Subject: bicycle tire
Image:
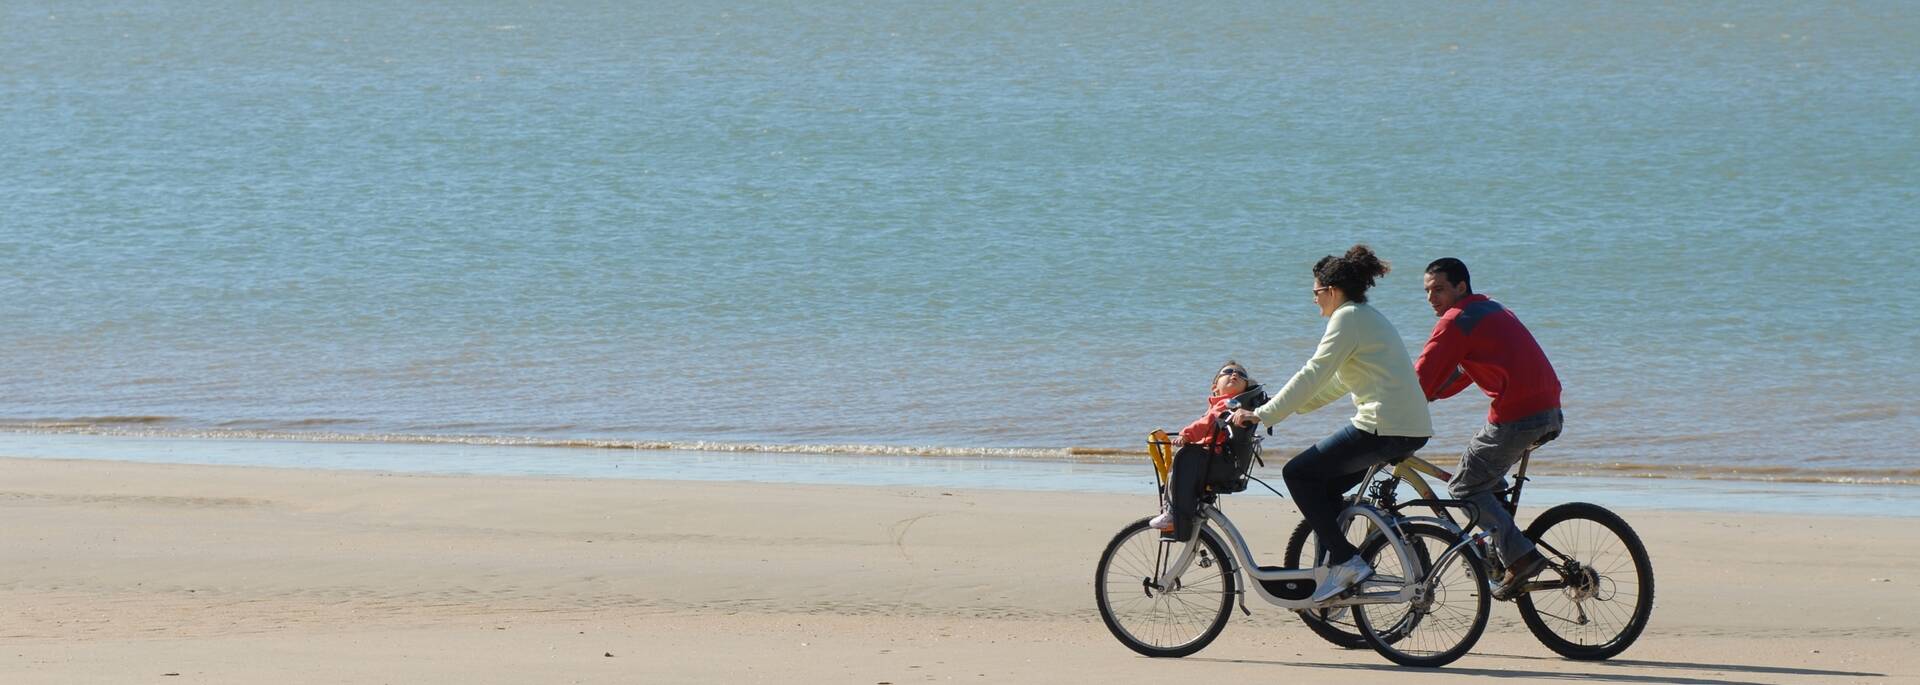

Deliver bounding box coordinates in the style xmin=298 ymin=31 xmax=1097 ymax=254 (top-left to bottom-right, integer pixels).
xmin=1094 ymin=517 xmax=1236 ymax=658
xmin=1514 ymin=502 xmax=1655 ymax=660
xmin=1353 ymin=523 xmax=1491 ymax=668
xmin=1283 ymin=518 xmax=1367 ymax=649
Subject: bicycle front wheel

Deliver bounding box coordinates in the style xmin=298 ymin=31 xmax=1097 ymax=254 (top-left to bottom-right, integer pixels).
xmin=1094 ymin=517 xmax=1236 ymax=658
xmin=1515 ymin=502 xmax=1655 ymax=660
xmin=1353 ymin=523 xmax=1490 ymax=668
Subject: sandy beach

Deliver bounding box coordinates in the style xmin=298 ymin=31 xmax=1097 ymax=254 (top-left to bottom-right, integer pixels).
xmin=2 ymin=456 xmax=1915 ymax=684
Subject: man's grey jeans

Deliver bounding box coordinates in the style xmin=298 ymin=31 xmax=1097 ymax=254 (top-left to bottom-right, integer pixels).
xmin=1447 ymin=408 xmax=1563 ymax=570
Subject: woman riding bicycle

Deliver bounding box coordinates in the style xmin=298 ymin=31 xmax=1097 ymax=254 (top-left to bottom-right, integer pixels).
xmin=1229 ymin=244 xmax=1433 ymax=604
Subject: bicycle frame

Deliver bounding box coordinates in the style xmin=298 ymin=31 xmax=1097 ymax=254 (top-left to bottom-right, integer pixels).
xmin=1152 ymin=458 xmax=1476 ymax=613
xmin=1380 ymin=454 xmax=1469 ymax=524
xmin=1371 ymin=456 xmax=1489 ymax=579
xmin=1383 ymin=450 xmax=1535 ymax=545
xmin=1145 ymin=431 xmax=1489 ymax=611
xmin=1385 ymin=448 xmax=1595 ymax=599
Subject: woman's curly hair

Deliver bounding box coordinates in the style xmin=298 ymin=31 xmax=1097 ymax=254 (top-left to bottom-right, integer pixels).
xmin=1312 ymin=244 xmax=1392 ymax=304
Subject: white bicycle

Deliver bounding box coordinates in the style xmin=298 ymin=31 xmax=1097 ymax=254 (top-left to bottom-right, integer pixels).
xmin=1094 ymin=424 xmax=1493 ymax=668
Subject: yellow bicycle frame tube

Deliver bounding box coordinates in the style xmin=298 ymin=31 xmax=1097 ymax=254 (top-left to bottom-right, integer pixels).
xmin=1393 ymin=454 xmax=1456 ymax=501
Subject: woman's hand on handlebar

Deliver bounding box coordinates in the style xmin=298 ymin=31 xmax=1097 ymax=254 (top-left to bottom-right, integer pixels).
xmin=1168 ymin=434 xmax=1185 ymax=448
xmin=1228 ymin=408 xmax=1260 ymax=426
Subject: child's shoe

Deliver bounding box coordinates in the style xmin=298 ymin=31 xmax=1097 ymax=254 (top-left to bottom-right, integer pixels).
xmin=1148 ymin=510 xmax=1176 ymax=532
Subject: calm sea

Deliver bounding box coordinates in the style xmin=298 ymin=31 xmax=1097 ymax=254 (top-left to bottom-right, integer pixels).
xmin=2 ymin=2 xmax=1916 ymax=484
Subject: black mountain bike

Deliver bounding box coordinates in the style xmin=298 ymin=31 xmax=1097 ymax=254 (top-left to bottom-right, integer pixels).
xmin=1283 ymin=446 xmax=1655 ymax=660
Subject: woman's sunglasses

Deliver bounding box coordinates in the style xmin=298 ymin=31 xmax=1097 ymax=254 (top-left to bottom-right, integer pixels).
xmin=1217 ymin=368 xmax=1248 ymax=380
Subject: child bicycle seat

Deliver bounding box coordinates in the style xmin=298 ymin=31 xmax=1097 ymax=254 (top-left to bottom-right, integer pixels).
xmin=1204 ymin=385 xmax=1271 ymax=494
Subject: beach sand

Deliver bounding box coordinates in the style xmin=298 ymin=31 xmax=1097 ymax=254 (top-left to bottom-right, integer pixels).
xmin=2 ymin=456 xmax=1914 ymax=684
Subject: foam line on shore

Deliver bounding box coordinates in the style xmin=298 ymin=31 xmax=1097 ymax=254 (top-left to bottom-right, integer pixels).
xmin=1 ymin=420 xmax=1913 ymax=486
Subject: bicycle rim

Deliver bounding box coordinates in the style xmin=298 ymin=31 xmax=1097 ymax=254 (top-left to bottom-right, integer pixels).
xmin=1355 ymin=524 xmax=1490 ymax=667
xmin=1094 ymin=518 xmax=1236 ymax=657
xmin=1516 ymin=503 xmax=1654 ymax=660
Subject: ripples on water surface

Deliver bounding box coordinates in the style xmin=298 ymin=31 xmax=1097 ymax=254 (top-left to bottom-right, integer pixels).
xmin=1 ymin=2 xmax=1915 ymax=483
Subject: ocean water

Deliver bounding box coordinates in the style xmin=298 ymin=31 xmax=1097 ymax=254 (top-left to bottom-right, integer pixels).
xmin=2 ymin=2 xmax=1916 ymax=483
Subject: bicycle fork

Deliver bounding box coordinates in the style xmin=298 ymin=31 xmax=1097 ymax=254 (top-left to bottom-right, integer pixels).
xmin=1148 ymin=531 xmax=1252 ymax=616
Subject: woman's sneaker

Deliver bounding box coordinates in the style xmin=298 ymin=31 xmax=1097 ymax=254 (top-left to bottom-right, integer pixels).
xmin=1148 ymin=510 xmax=1176 ymax=532
xmin=1307 ymin=556 xmax=1374 ymax=604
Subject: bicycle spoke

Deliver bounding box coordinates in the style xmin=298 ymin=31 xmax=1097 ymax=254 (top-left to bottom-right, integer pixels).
xmin=1355 ymin=525 xmax=1490 ymax=667
xmin=1515 ymin=504 xmax=1655 ymax=659
xmin=1096 ymin=522 xmax=1236 ymax=657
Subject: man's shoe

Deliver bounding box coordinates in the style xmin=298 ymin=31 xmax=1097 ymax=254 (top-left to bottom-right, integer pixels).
xmin=1307 ymin=557 xmax=1373 ymax=604
xmin=1492 ymin=549 xmax=1548 ymax=600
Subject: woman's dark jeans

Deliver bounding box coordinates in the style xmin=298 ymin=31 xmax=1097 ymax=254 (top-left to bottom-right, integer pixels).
xmin=1283 ymin=424 xmax=1429 ymax=565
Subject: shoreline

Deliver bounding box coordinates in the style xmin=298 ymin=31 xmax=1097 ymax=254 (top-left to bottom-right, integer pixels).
xmin=2 ymin=423 xmax=1915 ymax=487
xmin=2 ymin=438 xmax=1916 ymax=521
xmin=2 ymin=457 xmax=1914 ymax=684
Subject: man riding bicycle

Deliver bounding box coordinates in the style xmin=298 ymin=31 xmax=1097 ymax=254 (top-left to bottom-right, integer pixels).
xmin=1415 ymin=258 xmax=1564 ymax=598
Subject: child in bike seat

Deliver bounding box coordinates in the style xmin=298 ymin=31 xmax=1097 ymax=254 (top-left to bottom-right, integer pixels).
xmin=1150 ymin=361 xmax=1264 ymax=540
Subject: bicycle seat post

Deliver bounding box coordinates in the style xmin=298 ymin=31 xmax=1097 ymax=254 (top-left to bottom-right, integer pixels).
xmin=1503 ymin=447 xmax=1536 ymax=514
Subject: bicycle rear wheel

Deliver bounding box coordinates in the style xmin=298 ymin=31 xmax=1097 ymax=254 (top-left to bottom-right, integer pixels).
xmin=1094 ymin=517 xmax=1236 ymax=658
xmin=1514 ymin=502 xmax=1655 ymax=660
xmin=1353 ymin=523 xmax=1490 ymax=668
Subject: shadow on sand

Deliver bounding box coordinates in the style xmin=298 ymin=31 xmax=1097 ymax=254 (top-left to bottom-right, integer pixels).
xmin=1185 ymin=652 xmax=1885 ymax=684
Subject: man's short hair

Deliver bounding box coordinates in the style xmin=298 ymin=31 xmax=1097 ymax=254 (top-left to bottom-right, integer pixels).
xmin=1425 ymin=258 xmax=1471 ymax=291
